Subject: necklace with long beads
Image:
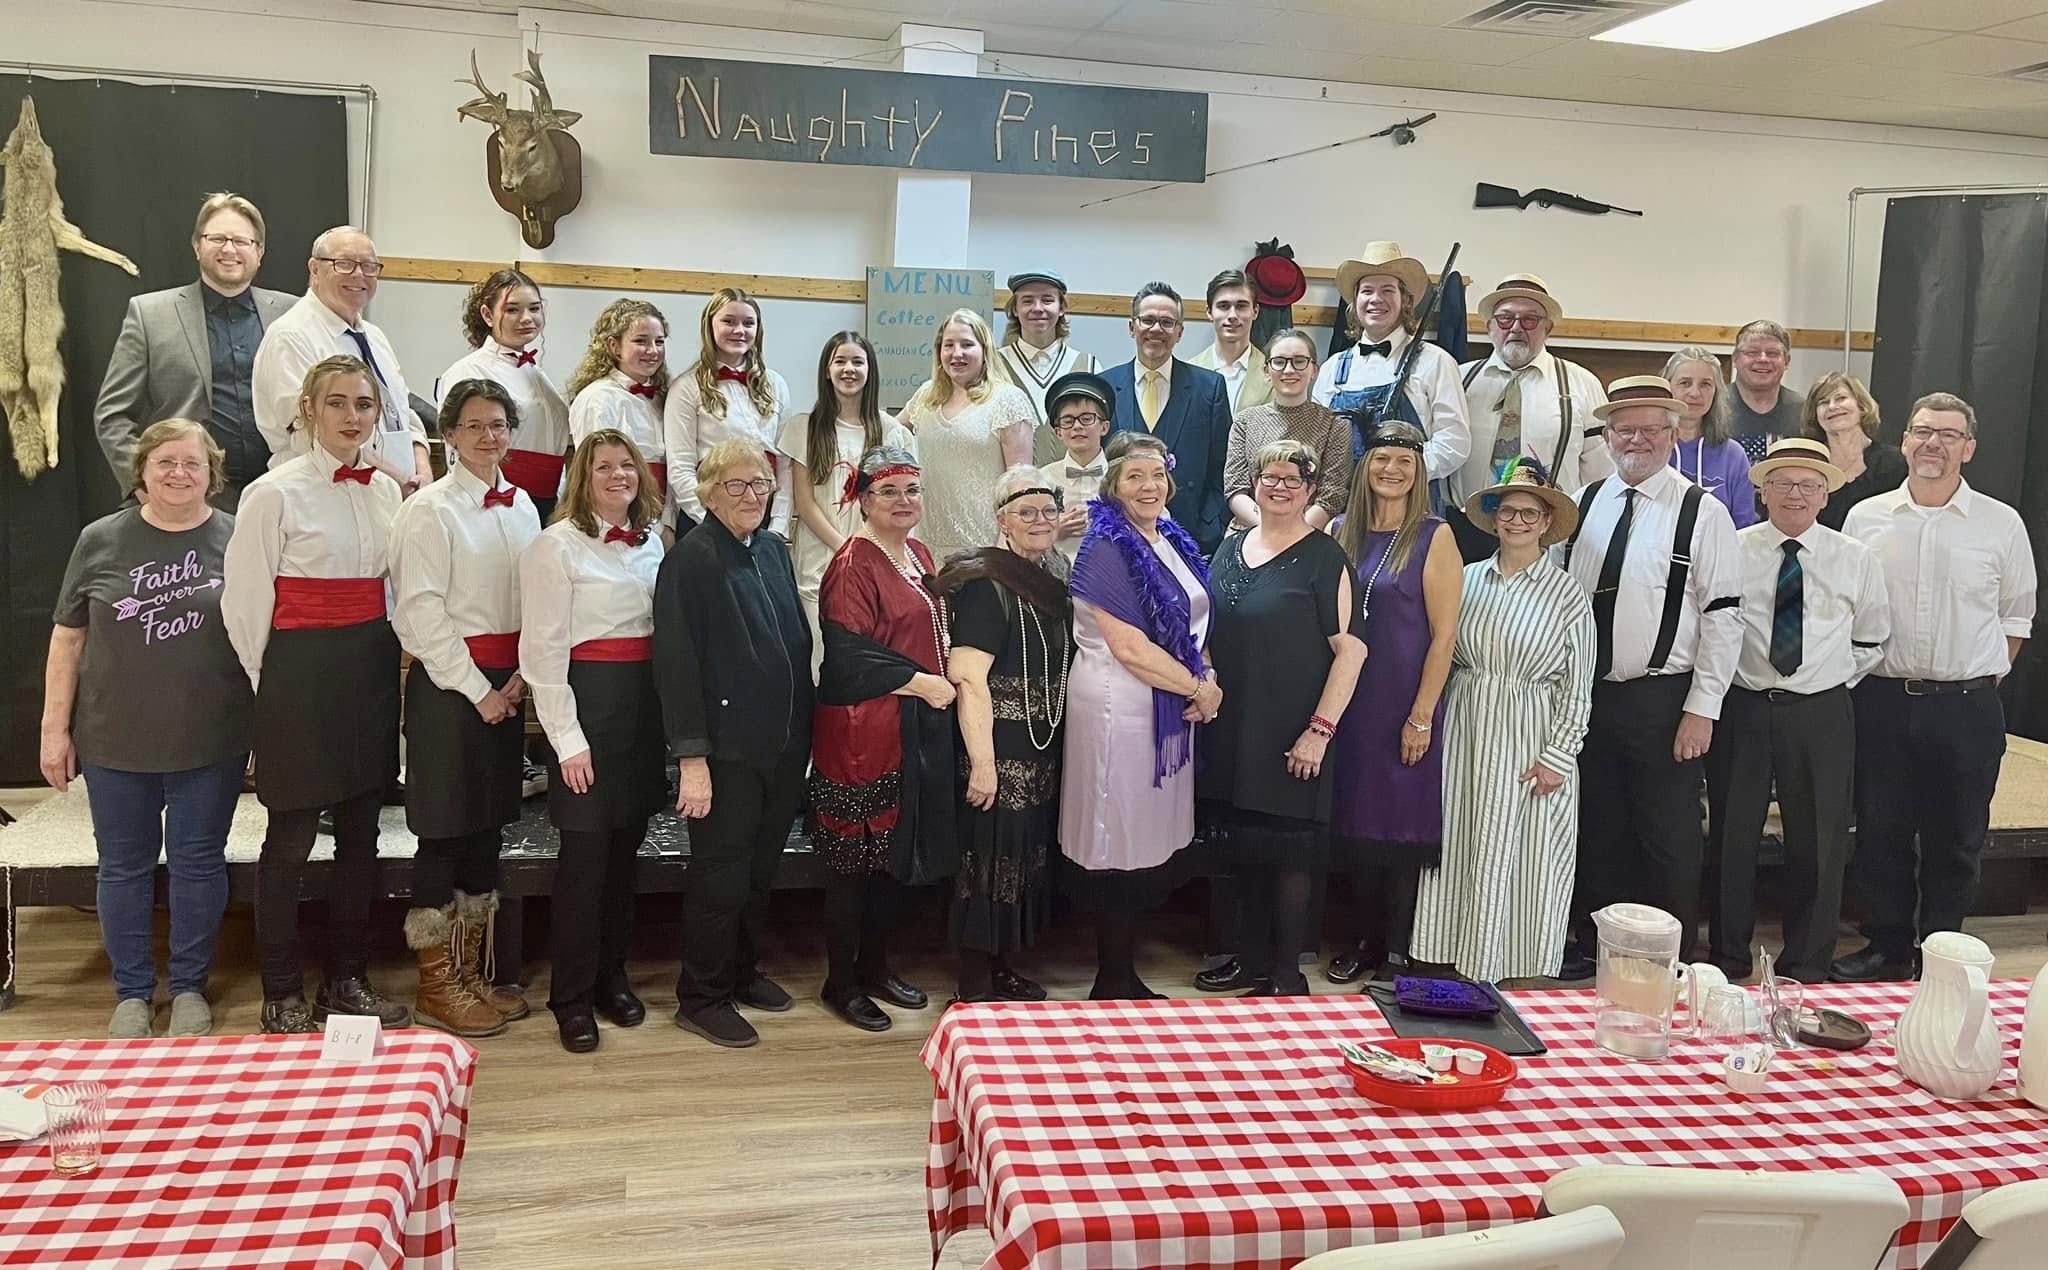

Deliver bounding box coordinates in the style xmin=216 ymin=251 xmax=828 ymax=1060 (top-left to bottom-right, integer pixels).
xmin=1016 ymin=584 xmax=1069 ymax=752
xmin=1360 ymin=529 xmax=1397 ymax=622
xmin=864 ymin=529 xmax=950 ymax=673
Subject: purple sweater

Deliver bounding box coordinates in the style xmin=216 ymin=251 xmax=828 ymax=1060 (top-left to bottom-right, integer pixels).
xmin=1668 ymin=436 xmax=1757 ymax=528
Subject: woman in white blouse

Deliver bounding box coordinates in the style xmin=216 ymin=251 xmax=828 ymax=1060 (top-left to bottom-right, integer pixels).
xmin=778 ymin=331 xmax=917 ymax=677
xmin=566 ymin=299 xmax=670 ymax=527
xmin=435 ymin=268 xmax=569 ymax=522
xmin=223 ymin=354 xmax=411 ymax=1036
xmin=518 ymin=429 xmax=666 ymax=1054
xmin=390 ymin=379 xmax=542 ymax=1039
xmin=899 ymin=309 xmax=1035 ymax=564
xmin=664 ymin=286 xmax=792 ymax=536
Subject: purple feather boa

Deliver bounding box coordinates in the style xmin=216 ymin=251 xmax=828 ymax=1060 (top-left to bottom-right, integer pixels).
xmin=1069 ymin=498 xmax=1212 ymax=787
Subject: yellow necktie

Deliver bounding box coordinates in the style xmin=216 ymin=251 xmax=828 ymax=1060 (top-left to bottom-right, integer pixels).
xmin=1141 ymin=370 xmax=1163 ymax=431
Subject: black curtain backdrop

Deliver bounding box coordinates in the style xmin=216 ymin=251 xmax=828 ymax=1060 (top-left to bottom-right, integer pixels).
xmin=0 ymin=75 xmax=347 ymax=781
xmin=1869 ymin=192 xmax=2048 ymax=741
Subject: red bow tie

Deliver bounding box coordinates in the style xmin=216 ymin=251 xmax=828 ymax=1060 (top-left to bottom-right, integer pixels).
xmin=483 ymin=485 xmax=516 ymax=509
xmin=604 ymin=525 xmax=647 ymax=546
xmin=627 ymin=380 xmax=660 ymax=399
xmin=505 ymin=348 xmax=539 ymax=368
xmin=333 ymin=464 xmax=373 ymax=486
xmin=715 ymin=367 xmax=751 ymax=385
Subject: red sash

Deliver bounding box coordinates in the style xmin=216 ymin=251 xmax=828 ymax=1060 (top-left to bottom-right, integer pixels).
xmin=464 ymin=632 xmax=521 ymax=670
xmin=272 ymin=577 xmax=385 ymax=630
xmin=647 ymin=461 xmax=668 ymax=497
xmin=571 ymin=636 xmax=653 ymax=663
xmin=499 ymin=449 xmax=566 ymax=500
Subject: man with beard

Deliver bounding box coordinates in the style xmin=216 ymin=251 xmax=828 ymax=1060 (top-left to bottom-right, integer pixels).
xmin=1727 ymin=319 xmax=1802 ymax=462
xmin=1831 ymin=393 xmax=2035 ymax=982
xmin=1189 ymin=269 xmax=1270 ymax=416
xmin=996 ymin=269 xmax=1102 ymax=464
xmin=1452 ymin=274 xmax=1611 ymax=561
xmin=1554 ymin=376 xmax=1744 ymax=979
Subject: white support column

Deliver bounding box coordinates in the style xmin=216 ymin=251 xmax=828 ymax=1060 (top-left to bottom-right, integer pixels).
xmin=887 ymin=24 xmax=980 ymax=269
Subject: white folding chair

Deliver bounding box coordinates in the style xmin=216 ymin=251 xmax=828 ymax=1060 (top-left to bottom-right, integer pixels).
xmin=1541 ymin=1164 xmax=1909 ymax=1270
xmin=1923 ymin=1178 xmax=2048 ymax=1269
xmin=1293 ymin=1206 xmax=1626 ymax=1268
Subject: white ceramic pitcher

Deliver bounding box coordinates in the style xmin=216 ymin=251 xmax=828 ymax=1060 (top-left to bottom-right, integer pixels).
xmin=1895 ymin=931 xmax=2003 ymax=1101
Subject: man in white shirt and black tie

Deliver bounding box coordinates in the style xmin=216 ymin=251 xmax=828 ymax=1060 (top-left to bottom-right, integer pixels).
xmin=1554 ymin=376 xmax=1744 ymax=980
xmin=1831 ymin=393 xmax=2036 ymax=983
xmin=1705 ymin=438 xmax=1889 ymax=984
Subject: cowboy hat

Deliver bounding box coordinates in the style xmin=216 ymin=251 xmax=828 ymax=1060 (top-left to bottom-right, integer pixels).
xmin=1478 ymin=273 xmax=1563 ymax=322
xmin=1335 ymin=241 xmax=1428 ymax=304
xmin=1463 ymin=457 xmax=1579 ymax=548
xmin=1592 ymin=375 xmax=1687 ymax=422
xmin=1750 ymin=436 xmax=1845 ymax=491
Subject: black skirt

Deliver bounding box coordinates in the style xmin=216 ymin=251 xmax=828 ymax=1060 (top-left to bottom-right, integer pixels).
xmin=253 ymin=620 xmax=400 ymax=812
xmin=547 ymin=660 xmax=665 ymax=832
xmin=403 ymin=663 xmax=523 ymax=839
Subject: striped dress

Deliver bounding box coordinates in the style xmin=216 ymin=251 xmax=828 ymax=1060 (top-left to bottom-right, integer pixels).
xmin=1410 ymin=554 xmax=1595 ymax=982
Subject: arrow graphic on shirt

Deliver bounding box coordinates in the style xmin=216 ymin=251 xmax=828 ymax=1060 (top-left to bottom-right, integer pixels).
xmin=110 ymin=577 xmax=221 ymax=622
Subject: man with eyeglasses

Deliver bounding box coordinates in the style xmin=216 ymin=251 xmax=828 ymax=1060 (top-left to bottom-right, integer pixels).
xmin=1103 ymin=282 xmax=1230 ymax=552
xmin=94 ymin=193 xmax=295 ymax=511
xmin=1188 ymin=269 xmax=1271 ymax=416
xmin=1703 ymin=438 xmax=1888 ymax=984
xmin=1831 ymin=393 xmax=2035 ymax=983
xmin=251 ymin=225 xmax=431 ymax=492
xmin=1451 ymin=274 xmax=1611 ymax=562
xmin=1554 ymin=375 xmax=1744 ymax=980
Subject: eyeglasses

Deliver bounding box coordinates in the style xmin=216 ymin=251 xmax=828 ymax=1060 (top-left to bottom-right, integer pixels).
xmin=199 ymin=233 xmax=260 ymax=250
xmin=317 ymin=257 xmax=384 ymax=277
xmin=1494 ymin=505 xmax=1546 ymax=525
xmin=1766 ymin=478 xmax=1827 ymax=496
xmin=1005 ymin=505 xmax=1058 ymax=523
xmin=147 ymin=457 xmax=208 ymax=475
xmin=1133 ymin=315 xmax=1179 ymax=330
xmin=454 ymin=421 xmax=510 ymax=437
xmin=1607 ymin=425 xmax=1672 ymax=441
xmin=870 ymin=484 xmax=922 ymax=501
xmin=719 ymin=478 xmax=775 ymax=498
xmin=1491 ymin=313 xmax=1545 ymax=331
xmin=1268 ymin=355 xmax=1314 ymax=372
xmin=1906 ymin=424 xmax=1970 ymax=445
xmin=1054 ymin=412 xmax=1104 ymax=431
xmin=1256 ymin=473 xmax=1307 ymax=491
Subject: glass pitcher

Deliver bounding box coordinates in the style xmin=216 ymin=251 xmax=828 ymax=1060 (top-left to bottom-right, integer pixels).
xmin=1592 ymin=903 xmax=1684 ymax=1059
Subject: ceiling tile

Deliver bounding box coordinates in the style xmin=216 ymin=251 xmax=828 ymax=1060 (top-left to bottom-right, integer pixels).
xmin=1863 ymin=0 xmax=2048 ymax=34
xmin=1865 ymin=33 xmax=2048 ymax=76
xmin=1985 ymin=13 xmax=2048 ymax=43
xmin=1657 ymin=48 xmax=1838 ymax=91
xmin=1754 ymin=19 xmax=1941 ymax=62
xmin=977 ymin=24 xmax=1087 ymax=59
xmin=1501 ymin=38 xmax=1705 ymax=78
xmin=1266 ymin=15 xmax=1560 ymax=65
xmin=945 ymin=0 xmax=1119 ymax=32
xmin=1096 ymin=0 xmax=1279 ymax=42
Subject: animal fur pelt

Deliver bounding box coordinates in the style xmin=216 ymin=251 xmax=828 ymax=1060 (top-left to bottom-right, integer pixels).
xmin=0 ymin=96 xmax=139 ymax=480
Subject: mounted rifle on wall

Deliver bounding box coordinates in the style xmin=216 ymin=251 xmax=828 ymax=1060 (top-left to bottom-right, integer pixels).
xmin=456 ymin=49 xmax=584 ymax=249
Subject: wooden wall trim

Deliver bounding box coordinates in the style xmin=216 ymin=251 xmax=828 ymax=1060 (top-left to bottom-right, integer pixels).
xmin=379 ymin=256 xmax=1873 ymax=351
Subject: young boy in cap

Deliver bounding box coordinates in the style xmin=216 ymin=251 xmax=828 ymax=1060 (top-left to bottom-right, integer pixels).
xmin=1039 ymin=369 xmax=1115 ymax=563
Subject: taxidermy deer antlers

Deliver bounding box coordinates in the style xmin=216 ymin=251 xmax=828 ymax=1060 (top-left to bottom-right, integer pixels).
xmin=0 ymin=96 xmax=139 ymax=481
xmin=457 ymin=49 xmax=584 ymax=249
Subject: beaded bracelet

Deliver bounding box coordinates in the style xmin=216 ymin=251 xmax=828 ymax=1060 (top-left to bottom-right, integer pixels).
xmin=1308 ymin=713 xmax=1337 ymax=739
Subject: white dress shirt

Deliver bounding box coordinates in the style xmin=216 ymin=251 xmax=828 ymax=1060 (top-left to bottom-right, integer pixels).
xmin=569 ymin=370 xmax=665 ymax=465
xmin=1456 ymin=349 xmax=1613 ymax=499
xmin=517 ymin=517 xmax=662 ymax=760
xmin=251 ymin=292 xmax=428 ymax=477
xmin=662 ymin=368 xmax=793 ymax=533
xmin=1203 ymin=344 xmax=1255 ymax=413
xmin=1731 ymin=520 xmax=1890 ymax=693
xmin=222 ymin=445 xmax=403 ymax=691
xmin=1843 ymin=480 xmax=2037 ymax=681
xmin=435 ymin=339 xmax=570 ymax=460
xmin=1310 ymin=327 xmax=1472 ymax=482
xmin=1557 ymin=465 xmax=1744 ymax=718
xmin=390 ymin=462 xmax=542 ymax=704
xmin=997 ymin=341 xmax=1099 ymax=424
xmin=1041 ymin=450 xmax=1105 ymax=563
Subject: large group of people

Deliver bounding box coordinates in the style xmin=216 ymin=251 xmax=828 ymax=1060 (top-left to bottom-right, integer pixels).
xmin=35 ymin=193 xmax=2036 ymax=1048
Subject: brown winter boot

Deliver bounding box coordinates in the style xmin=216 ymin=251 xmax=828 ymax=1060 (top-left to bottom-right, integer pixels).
xmin=404 ymin=904 xmax=507 ymax=1038
xmin=454 ymin=890 xmax=531 ymax=1021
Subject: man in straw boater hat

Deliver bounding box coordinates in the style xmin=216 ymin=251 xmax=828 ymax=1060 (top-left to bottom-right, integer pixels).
xmin=1831 ymin=392 xmax=2035 ymax=984
xmin=996 ymin=269 xmax=1103 ymax=464
xmin=1311 ymin=240 xmax=1470 ymax=503
xmin=1552 ymin=375 xmax=1743 ymax=980
xmin=1449 ymin=273 xmax=1612 ymax=563
xmin=1703 ymin=437 xmax=1889 ymax=985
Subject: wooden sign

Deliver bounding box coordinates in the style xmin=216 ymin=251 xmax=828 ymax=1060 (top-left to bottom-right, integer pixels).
xmin=866 ymin=268 xmax=995 ymax=402
xmin=650 ymin=56 xmax=1207 ymax=183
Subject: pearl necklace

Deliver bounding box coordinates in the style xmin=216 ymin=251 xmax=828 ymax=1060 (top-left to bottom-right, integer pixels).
xmin=1360 ymin=531 xmax=1396 ymax=622
xmin=1016 ymin=587 xmax=1069 ymax=752
xmin=863 ymin=530 xmax=950 ymax=673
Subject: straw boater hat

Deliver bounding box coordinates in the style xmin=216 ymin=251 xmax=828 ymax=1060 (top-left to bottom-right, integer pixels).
xmin=1463 ymin=457 xmax=1579 ymax=548
xmin=1478 ymin=273 xmax=1563 ymax=322
xmin=1592 ymin=375 xmax=1687 ymax=421
xmin=1750 ymin=436 xmax=1846 ymax=491
xmin=1335 ymin=241 xmax=1428 ymax=303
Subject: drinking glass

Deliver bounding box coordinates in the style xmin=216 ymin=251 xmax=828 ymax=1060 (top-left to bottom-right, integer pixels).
xmin=1700 ymin=985 xmax=1758 ymax=1045
xmin=1767 ymin=977 xmax=1805 ymax=1049
xmin=44 ymin=1081 xmax=108 ymax=1177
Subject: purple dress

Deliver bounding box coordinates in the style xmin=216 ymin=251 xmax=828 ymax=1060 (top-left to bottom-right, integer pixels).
xmin=1332 ymin=518 xmax=1445 ymax=865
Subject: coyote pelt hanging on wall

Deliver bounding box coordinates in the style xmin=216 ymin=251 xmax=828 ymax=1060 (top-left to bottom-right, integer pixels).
xmin=0 ymin=96 xmax=139 ymax=480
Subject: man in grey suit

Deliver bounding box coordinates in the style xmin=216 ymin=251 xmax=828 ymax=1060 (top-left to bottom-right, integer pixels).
xmin=94 ymin=193 xmax=294 ymax=510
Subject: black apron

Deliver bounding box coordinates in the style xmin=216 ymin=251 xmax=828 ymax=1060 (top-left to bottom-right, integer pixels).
xmin=402 ymin=662 xmax=523 ymax=839
xmin=253 ymin=620 xmax=400 ymax=812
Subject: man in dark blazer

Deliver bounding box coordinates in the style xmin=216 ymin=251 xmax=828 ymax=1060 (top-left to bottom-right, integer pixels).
xmin=94 ymin=193 xmax=294 ymax=510
xmin=1104 ymin=281 xmax=1231 ymax=552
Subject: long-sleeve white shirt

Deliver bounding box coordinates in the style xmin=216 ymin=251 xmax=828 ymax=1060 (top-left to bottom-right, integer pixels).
xmin=1456 ymin=348 xmax=1613 ymax=499
xmin=517 ymin=517 xmax=662 ymax=759
xmin=661 ymin=368 xmax=792 ymax=534
xmin=435 ymin=339 xmax=570 ymax=459
xmin=569 ymin=370 xmax=665 ymax=466
xmin=390 ymin=463 xmax=542 ymax=704
xmin=251 ymin=292 xmax=428 ymax=477
xmin=1310 ymin=327 xmax=1472 ymax=482
xmin=222 ymin=445 xmax=402 ymax=691
xmin=1731 ymin=519 xmax=1890 ymax=693
xmin=1556 ymin=464 xmax=1745 ymax=719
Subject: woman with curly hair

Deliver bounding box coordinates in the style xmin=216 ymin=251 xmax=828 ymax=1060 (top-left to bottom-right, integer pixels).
xmin=435 ymin=268 xmax=569 ymax=521
xmin=567 ymin=299 xmax=671 ymax=523
xmin=664 ymin=287 xmax=792 ymax=535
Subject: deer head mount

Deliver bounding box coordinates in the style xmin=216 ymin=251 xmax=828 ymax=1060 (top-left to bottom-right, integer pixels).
xmin=457 ymin=49 xmax=583 ymax=249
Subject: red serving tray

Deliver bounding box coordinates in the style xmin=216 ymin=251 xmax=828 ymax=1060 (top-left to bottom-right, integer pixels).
xmin=1344 ymin=1037 xmax=1519 ymax=1110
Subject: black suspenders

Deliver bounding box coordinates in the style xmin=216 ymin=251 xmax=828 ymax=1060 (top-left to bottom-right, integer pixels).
xmin=1562 ymin=477 xmax=1707 ymax=673
xmin=1462 ymin=358 xmax=1577 ymax=479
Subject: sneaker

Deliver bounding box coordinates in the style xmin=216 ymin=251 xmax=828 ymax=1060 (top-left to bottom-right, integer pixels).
xmin=674 ymin=1001 xmax=759 ymax=1048
xmin=167 ymin=992 xmax=212 ymax=1037
xmin=107 ymin=998 xmax=153 ymax=1039
xmin=734 ymin=976 xmax=794 ymax=1012
xmin=261 ymin=994 xmax=322 ymax=1034
xmin=521 ymin=762 xmax=548 ymax=799
xmin=316 ymin=976 xmax=413 ymax=1028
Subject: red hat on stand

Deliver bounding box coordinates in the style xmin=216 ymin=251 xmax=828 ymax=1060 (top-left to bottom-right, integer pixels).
xmin=1245 ymin=239 xmax=1307 ymax=307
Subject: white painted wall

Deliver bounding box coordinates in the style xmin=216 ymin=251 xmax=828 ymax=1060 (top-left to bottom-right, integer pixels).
xmin=12 ymin=0 xmax=2048 ymax=409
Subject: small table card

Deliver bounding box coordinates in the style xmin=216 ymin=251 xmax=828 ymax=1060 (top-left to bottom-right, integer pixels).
xmin=320 ymin=1014 xmax=382 ymax=1064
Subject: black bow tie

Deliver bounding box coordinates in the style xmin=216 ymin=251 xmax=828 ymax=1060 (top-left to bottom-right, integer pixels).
xmin=1358 ymin=340 xmax=1393 ymax=359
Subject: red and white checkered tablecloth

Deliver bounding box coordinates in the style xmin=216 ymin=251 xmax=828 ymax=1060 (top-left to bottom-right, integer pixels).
xmin=923 ymin=981 xmax=2048 ymax=1270
xmin=0 ymin=1030 xmax=476 ymax=1268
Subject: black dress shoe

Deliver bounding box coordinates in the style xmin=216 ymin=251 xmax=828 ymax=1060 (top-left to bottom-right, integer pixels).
xmin=1831 ymin=944 xmax=1915 ymax=983
xmin=1194 ymin=959 xmax=1256 ymax=992
xmin=1376 ymin=953 xmax=1416 ymax=982
xmin=556 ymin=1010 xmax=599 ymax=1053
xmin=1244 ymin=979 xmax=1283 ymax=997
xmin=316 ymin=976 xmax=412 ymax=1027
xmin=824 ymin=991 xmax=891 ymax=1032
xmin=1555 ymin=952 xmax=1597 ymax=982
xmin=862 ymin=974 xmax=928 ymax=1010
xmin=990 ymin=966 xmax=1047 ymax=1002
xmin=1326 ymin=942 xmax=1377 ymax=986
xmin=734 ymin=976 xmax=794 ymax=1012
xmin=595 ymin=985 xmax=646 ymax=1027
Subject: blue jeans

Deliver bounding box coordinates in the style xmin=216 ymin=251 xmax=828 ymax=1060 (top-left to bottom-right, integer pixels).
xmin=82 ymin=756 xmax=244 ymax=1001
